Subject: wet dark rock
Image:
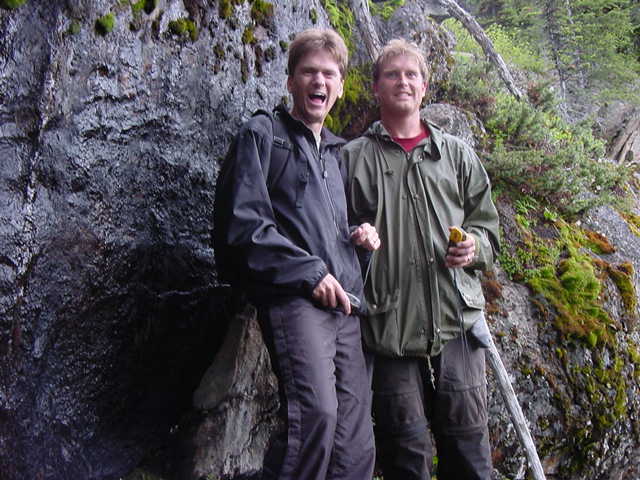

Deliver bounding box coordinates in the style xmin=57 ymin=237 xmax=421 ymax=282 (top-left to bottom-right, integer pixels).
xmin=2 ymin=2 xmax=640 ymax=480
xmin=0 ymin=0 xmax=302 ymax=478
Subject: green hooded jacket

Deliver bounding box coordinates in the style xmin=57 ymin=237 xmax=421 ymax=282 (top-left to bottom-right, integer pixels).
xmin=344 ymin=117 xmax=500 ymax=357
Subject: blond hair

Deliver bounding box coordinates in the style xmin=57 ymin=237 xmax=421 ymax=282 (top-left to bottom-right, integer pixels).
xmin=373 ymin=38 xmax=429 ymax=83
xmin=288 ymin=28 xmax=348 ymax=78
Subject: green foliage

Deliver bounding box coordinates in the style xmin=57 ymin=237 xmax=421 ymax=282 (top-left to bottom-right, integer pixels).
xmin=368 ymin=0 xmax=405 ymax=20
xmin=503 ymin=219 xmax=617 ymax=346
xmin=131 ymin=0 xmax=156 ymax=14
xmin=95 ymin=13 xmax=116 ymax=35
xmin=443 ymin=18 xmax=546 ymax=73
xmin=168 ymin=18 xmax=198 ymax=41
xmin=484 ymin=95 xmax=630 ymax=216
xmin=485 ymin=92 xmax=546 ymax=147
xmin=309 ymin=8 xmax=318 ymax=24
xmin=0 ymin=0 xmax=27 ymax=9
xmin=472 ymin=0 xmax=640 ymax=102
xmin=325 ymin=65 xmax=374 ymax=135
xmin=67 ymin=21 xmax=81 ymax=35
xmin=443 ymin=58 xmax=498 ymax=119
xmin=250 ymin=0 xmax=274 ymax=27
xmin=320 ymin=0 xmax=355 ymax=52
xmin=608 ymin=262 xmax=637 ymax=320
xmin=219 ymin=0 xmax=243 ymax=19
xmin=241 ymin=26 xmax=256 ymax=44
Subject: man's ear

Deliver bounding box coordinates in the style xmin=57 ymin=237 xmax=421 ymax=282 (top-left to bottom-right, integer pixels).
xmin=338 ymin=79 xmax=344 ymax=99
xmin=286 ymin=75 xmax=293 ymax=93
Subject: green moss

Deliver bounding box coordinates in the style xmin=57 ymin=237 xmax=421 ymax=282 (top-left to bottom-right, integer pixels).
xmin=250 ymin=0 xmax=274 ymax=27
xmin=608 ymin=262 xmax=637 ymax=319
xmin=131 ymin=0 xmax=157 ymax=14
xmin=213 ymin=43 xmax=226 ymax=59
xmin=95 ymin=13 xmax=116 ymax=36
xmin=320 ymin=0 xmax=355 ymax=52
xmin=67 ymin=21 xmax=81 ymax=35
xmin=0 ymin=0 xmax=27 ymax=9
xmin=220 ymin=0 xmax=244 ymax=19
xmin=368 ymin=0 xmax=404 ymax=20
xmin=219 ymin=0 xmax=233 ymax=18
xmin=325 ymin=64 xmax=375 ymax=136
xmin=621 ymin=211 xmax=640 ymax=237
xmin=169 ymin=18 xmax=198 ymax=41
xmin=241 ymin=26 xmax=256 ymax=45
xmin=529 ymin=255 xmax=613 ymax=346
xmin=581 ymin=229 xmax=616 ymax=254
xmin=264 ymin=45 xmax=276 ymax=62
xmin=279 ymin=40 xmax=289 ymax=52
xmin=309 ymin=8 xmax=318 ymax=24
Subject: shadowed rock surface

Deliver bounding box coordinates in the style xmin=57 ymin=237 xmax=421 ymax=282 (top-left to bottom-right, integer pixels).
xmin=1 ymin=1 xmax=639 ymax=480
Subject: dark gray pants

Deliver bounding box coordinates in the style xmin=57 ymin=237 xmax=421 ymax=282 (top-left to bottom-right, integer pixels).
xmin=372 ymin=337 xmax=492 ymax=480
xmin=258 ymin=298 xmax=375 ymax=480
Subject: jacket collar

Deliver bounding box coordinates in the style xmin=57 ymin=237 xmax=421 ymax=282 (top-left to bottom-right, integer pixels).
xmin=366 ymin=113 xmax=444 ymax=161
xmin=274 ymin=104 xmax=346 ymax=149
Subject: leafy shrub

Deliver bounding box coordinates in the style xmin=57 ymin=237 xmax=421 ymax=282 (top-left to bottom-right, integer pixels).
xmin=442 ymin=19 xmax=546 ymax=73
xmin=368 ymin=0 xmax=405 ymax=20
xmin=486 ymin=140 xmax=629 ymax=216
xmin=485 ymin=92 xmax=547 ymax=147
xmin=442 ymin=58 xmax=498 ymax=119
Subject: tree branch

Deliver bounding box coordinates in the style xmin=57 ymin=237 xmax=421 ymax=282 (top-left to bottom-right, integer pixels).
xmin=434 ymin=0 xmax=525 ymax=100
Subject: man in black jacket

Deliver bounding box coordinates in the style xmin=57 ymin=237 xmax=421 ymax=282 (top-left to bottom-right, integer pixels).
xmin=214 ymin=28 xmax=379 ymax=480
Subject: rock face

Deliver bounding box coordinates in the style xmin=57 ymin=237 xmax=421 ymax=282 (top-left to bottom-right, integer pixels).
xmin=1 ymin=1 xmax=639 ymax=480
xmin=0 ymin=0 xmax=314 ymax=478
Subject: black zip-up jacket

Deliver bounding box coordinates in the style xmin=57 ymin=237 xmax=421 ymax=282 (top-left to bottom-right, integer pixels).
xmin=214 ymin=106 xmax=364 ymax=308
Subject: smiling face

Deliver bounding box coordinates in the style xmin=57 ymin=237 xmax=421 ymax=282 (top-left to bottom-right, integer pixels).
xmin=287 ymin=48 xmax=344 ymax=134
xmin=374 ymin=53 xmax=428 ymax=118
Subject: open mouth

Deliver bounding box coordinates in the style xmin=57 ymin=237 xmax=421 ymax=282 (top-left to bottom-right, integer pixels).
xmin=309 ymin=92 xmax=327 ymax=104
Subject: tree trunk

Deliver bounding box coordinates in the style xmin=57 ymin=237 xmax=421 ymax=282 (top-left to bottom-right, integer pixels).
xmin=609 ymin=112 xmax=640 ymax=163
xmin=433 ymin=0 xmax=525 ymax=100
xmin=348 ymin=0 xmax=382 ymax=59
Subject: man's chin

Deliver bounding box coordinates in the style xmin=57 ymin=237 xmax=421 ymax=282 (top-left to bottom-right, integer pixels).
xmin=384 ymin=103 xmax=418 ymax=115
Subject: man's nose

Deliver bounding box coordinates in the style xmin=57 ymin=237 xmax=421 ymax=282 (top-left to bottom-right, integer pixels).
xmin=311 ymin=72 xmax=326 ymax=85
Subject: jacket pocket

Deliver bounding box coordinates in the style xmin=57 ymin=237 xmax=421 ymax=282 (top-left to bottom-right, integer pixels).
xmin=455 ymin=269 xmax=485 ymax=310
xmin=366 ymin=288 xmax=400 ymax=316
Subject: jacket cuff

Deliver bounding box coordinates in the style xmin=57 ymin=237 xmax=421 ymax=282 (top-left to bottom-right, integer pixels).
xmin=305 ymin=263 xmax=329 ymax=297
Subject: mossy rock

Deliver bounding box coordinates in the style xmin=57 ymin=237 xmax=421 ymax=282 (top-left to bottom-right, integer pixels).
xmin=309 ymin=8 xmax=318 ymax=24
xmin=95 ymin=13 xmax=116 ymax=36
xmin=168 ymin=18 xmax=198 ymax=41
xmin=219 ymin=0 xmax=243 ymax=19
xmin=250 ymin=0 xmax=274 ymax=28
xmin=369 ymin=0 xmax=405 ymax=20
xmin=131 ymin=0 xmax=157 ymax=15
xmin=241 ymin=26 xmax=256 ymax=45
xmin=67 ymin=21 xmax=81 ymax=36
xmin=0 ymin=0 xmax=27 ymax=9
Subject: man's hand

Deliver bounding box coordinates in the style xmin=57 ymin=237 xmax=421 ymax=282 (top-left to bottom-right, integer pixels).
xmin=312 ymin=273 xmax=351 ymax=315
xmin=445 ymin=231 xmax=476 ymax=268
xmin=350 ymin=222 xmax=381 ymax=251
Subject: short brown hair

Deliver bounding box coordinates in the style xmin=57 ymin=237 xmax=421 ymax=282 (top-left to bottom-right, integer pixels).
xmin=288 ymin=28 xmax=348 ymax=78
xmin=373 ymin=38 xmax=429 ymax=83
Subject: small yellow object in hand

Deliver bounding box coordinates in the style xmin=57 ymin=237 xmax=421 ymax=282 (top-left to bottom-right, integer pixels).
xmin=449 ymin=226 xmax=467 ymax=243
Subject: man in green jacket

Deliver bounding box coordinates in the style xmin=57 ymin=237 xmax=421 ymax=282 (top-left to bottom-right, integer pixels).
xmin=343 ymin=38 xmax=500 ymax=479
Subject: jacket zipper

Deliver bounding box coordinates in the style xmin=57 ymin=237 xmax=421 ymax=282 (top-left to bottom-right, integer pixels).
xmin=319 ymin=150 xmax=341 ymax=237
